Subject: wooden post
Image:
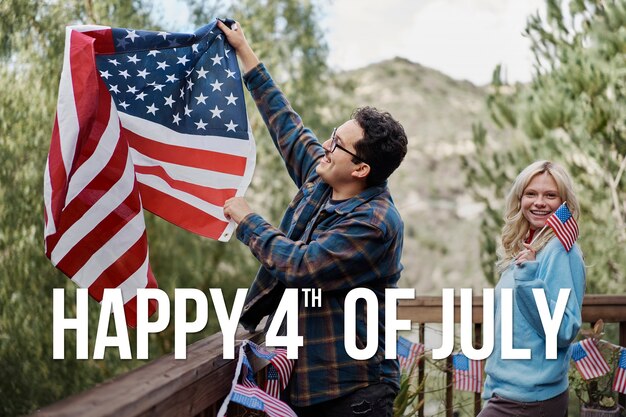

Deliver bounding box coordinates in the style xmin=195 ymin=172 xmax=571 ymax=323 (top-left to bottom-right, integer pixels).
xmin=418 ymin=322 xmax=426 ymax=417
xmin=446 ymin=355 xmax=453 ymax=417
xmin=617 ymin=321 xmax=626 ymax=408
xmin=474 ymin=323 xmax=482 ymax=416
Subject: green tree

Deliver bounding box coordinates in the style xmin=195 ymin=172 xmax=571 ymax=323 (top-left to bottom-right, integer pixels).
xmin=463 ymin=0 xmax=626 ymax=290
xmin=0 ymin=0 xmax=340 ymax=414
xmin=0 ymin=2 xmax=158 ymax=414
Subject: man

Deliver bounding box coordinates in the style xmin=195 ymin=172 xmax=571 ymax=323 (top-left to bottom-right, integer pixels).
xmin=218 ymin=19 xmax=408 ymax=417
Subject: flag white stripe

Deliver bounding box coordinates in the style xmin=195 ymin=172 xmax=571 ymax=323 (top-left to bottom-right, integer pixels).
xmin=65 ymin=100 xmax=121 ymax=206
xmin=130 ymin=148 xmax=246 ymax=190
xmin=120 ymin=112 xmax=254 ymax=157
xmin=51 ymin=156 xmax=135 ymax=264
xmin=43 ymin=159 xmax=56 ymax=238
xmin=72 ymin=210 xmax=146 ymax=288
xmin=136 ymin=173 xmax=228 ymax=221
xmin=68 ymin=24 xmax=111 ymax=32
xmin=57 ymin=27 xmax=82 ymax=180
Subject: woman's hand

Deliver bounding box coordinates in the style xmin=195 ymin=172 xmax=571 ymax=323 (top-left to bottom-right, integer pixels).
xmin=515 ymin=242 xmax=537 ymax=265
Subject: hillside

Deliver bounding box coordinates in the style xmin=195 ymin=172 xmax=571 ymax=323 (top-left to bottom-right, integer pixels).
xmin=337 ymin=57 xmax=506 ymax=293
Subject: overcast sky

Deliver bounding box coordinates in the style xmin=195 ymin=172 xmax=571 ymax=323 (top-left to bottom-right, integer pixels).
xmin=160 ymin=0 xmax=545 ymax=86
xmin=322 ymin=0 xmax=544 ymax=85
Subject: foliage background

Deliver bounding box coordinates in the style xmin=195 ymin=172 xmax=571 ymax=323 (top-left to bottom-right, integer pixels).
xmin=1 ymin=0 xmax=624 ymax=415
xmin=0 ymin=0 xmax=345 ymax=414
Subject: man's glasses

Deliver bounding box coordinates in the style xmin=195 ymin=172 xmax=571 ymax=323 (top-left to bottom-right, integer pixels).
xmin=329 ymin=128 xmax=367 ymax=164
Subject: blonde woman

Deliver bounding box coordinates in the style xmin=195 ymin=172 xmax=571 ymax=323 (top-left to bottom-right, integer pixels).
xmin=479 ymin=161 xmax=586 ymax=416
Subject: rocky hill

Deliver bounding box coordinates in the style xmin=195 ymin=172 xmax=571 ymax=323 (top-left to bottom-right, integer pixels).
xmin=338 ymin=57 xmax=506 ymax=293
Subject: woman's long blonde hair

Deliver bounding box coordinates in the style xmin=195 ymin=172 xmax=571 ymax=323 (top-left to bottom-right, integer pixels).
xmin=496 ymin=160 xmax=580 ymax=272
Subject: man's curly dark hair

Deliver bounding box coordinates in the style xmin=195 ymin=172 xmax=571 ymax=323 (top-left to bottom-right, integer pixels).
xmin=351 ymin=107 xmax=408 ymax=187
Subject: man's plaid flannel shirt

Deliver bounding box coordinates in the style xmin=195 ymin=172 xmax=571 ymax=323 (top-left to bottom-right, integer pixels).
xmin=237 ymin=63 xmax=404 ymax=407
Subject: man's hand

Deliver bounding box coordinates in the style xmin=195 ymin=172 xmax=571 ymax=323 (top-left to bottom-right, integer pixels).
xmin=224 ymin=197 xmax=254 ymax=224
xmin=215 ymin=19 xmax=260 ymax=73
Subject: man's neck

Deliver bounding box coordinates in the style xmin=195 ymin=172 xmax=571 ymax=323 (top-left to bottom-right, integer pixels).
xmin=331 ymin=183 xmax=366 ymax=201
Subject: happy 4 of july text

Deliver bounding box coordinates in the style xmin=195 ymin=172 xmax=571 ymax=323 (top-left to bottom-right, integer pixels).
xmin=52 ymin=287 xmax=571 ymax=360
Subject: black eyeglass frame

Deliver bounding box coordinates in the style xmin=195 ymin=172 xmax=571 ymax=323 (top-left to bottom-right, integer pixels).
xmin=329 ymin=128 xmax=368 ymax=164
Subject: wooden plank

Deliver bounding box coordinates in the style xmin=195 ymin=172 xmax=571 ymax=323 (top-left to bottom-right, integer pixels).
xmin=398 ymin=295 xmax=626 ymax=323
xmin=34 ymin=326 xmax=265 ymax=417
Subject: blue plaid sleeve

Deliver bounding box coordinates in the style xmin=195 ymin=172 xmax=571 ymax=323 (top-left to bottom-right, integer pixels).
xmin=237 ymin=211 xmax=401 ymax=291
xmin=243 ymin=63 xmax=324 ymax=188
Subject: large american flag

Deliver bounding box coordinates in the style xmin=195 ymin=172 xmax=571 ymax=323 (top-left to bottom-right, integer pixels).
xmin=43 ymin=21 xmax=255 ymax=326
xmin=572 ymin=339 xmax=610 ymax=380
xmin=546 ymin=202 xmax=579 ymax=252
xmin=613 ymin=349 xmax=626 ymax=394
xmin=397 ymin=336 xmax=424 ymax=374
xmin=453 ymin=353 xmax=483 ymax=393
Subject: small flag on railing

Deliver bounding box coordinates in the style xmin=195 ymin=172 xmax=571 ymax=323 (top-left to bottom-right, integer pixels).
xmin=247 ymin=343 xmax=294 ymax=398
xmin=453 ymin=353 xmax=483 ymax=393
xmin=397 ymin=336 xmax=424 ymax=373
xmin=231 ymin=385 xmax=297 ymax=417
xmin=546 ymin=202 xmax=579 ymax=252
xmin=218 ymin=341 xmax=296 ymax=417
xmin=572 ymin=339 xmax=610 ymax=380
xmin=241 ymin=355 xmax=257 ymax=388
xmin=612 ymin=349 xmax=626 ymax=394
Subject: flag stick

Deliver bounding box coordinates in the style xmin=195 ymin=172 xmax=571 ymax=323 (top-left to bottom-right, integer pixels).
xmin=529 ymin=224 xmax=548 ymax=246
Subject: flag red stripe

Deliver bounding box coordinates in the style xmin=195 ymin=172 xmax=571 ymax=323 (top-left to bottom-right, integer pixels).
xmin=139 ymin=183 xmax=229 ymax=239
xmin=125 ymin=128 xmax=247 ymax=176
xmin=47 ymin=117 xmax=68 ymax=229
xmin=69 ymin=31 xmax=103 ymax=168
xmin=134 ymin=164 xmax=237 ymax=206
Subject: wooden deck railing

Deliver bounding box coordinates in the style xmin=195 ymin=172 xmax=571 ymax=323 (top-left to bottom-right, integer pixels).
xmin=34 ymin=295 xmax=626 ymax=417
xmin=397 ymin=294 xmax=626 ymax=417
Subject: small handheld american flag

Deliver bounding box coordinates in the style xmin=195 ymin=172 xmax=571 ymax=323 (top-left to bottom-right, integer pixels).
xmin=545 ymin=202 xmax=579 ymax=252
